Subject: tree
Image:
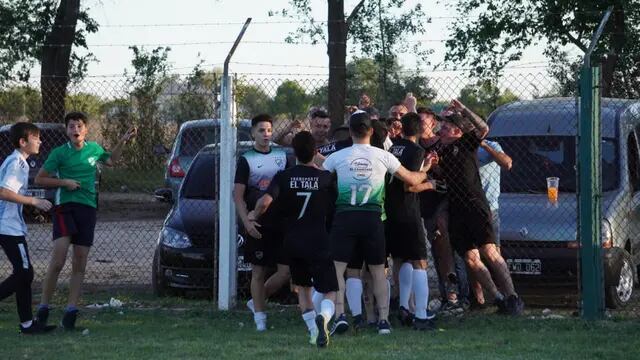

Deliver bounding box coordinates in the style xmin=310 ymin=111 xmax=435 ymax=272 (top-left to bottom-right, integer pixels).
xmin=445 ymin=0 xmax=640 ymax=98
xmin=235 ymin=82 xmax=272 ymax=120
xmin=0 ymin=86 xmax=42 ymax=122
xmin=271 ymin=0 xmax=429 ymax=127
xmin=65 ymin=92 xmax=104 ymax=120
xmin=165 ymin=61 xmax=220 ymax=125
xmin=457 ymin=80 xmax=520 ymax=119
xmin=270 ymin=80 xmax=310 ymax=121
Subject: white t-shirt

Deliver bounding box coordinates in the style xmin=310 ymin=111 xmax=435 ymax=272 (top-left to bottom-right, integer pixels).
xmin=0 ymin=150 xmax=29 ymax=236
xmin=323 ymin=143 xmax=401 ymax=213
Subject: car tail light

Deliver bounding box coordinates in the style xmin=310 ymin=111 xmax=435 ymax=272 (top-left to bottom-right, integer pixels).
xmin=169 ymin=158 xmax=185 ymax=178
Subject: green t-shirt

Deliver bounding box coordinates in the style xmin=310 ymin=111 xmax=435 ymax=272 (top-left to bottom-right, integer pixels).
xmin=43 ymin=141 xmax=111 ymax=208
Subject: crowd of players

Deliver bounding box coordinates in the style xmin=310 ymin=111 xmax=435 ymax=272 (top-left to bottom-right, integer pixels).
xmin=233 ymin=94 xmax=524 ymax=347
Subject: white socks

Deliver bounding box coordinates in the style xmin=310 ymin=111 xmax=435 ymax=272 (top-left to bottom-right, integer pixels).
xmin=413 ymin=269 xmax=429 ymax=320
xmin=247 ymin=299 xmax=255 ymax=314
xmin=254 ymin=311 xmax=267 ymax=332
xmin=312 ymin=290 xmax=324 ymax=314
xmin=320 ymin=299 xmax=335 ymax=321
xmin=345 ymin=278 xmax=363 ymax=316
xmin=399 ymin=262 xmax=413 ymax=309
xmin=302 ymin=310 xmax=317 ymax=332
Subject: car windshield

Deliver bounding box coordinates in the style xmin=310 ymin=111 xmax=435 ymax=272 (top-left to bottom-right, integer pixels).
xmin=181 ymin=154 xmax=215 ymax=199
xmin=179 ymin=126 xmax=251 ymax=156
xmin=494 ymin=136 xmax=618 ymax=193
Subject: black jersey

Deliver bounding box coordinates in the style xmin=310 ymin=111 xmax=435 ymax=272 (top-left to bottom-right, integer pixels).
xmin=438 ymin=133 xmax=489 ymax=208
xmin=385 ymin=138 xmax=425 ymax=222
xmin=317 ymin=139 xmax=352 ymax=157
xmin=266 ymin=165 xmax=336 ymax=256
xmin=418 ymin=137 xmax=446 ymax=218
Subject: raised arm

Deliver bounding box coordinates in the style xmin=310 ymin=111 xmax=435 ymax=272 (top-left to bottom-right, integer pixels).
xmin=481 ymin=141 xmax=513 ymax=170
xmin=451 ymin=99 xmax=489 ymax=139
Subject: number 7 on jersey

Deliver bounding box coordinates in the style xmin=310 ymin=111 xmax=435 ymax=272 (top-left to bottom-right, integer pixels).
xmin=296 ymin=192 xmax=312 ymax=219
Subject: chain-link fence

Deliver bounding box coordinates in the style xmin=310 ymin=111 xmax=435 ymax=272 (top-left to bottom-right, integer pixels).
xmin=1 ymin=70 xmax=639 ymax=319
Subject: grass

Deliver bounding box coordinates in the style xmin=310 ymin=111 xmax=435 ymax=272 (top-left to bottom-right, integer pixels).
xmin=1 ymin=291 xmax=639 ymax=360
xmin=100 ymin=166 xmax=165 ymax=193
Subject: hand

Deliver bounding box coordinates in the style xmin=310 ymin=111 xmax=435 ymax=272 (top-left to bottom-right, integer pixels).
xmin=450 ymin=99 xmax=467 ymax=111
xmin=32 ymin=198 xmax=52 ymax=211
xmin=63 ymin=179 xmax=81 ymax=191
xmin=244 ymin=219 xmax=262 ymax=239
xmin=121 ymin=126 xmax=137 ymax=142
xmin=404 ymin=92 xmax=417 ymax=111
xmin=247 ymin=210 xmax=257 ymax=222
xmin=288 ymin=119 xmax=304 ymax=132
xmin=426 ymin=151 xmax=439 ymax=167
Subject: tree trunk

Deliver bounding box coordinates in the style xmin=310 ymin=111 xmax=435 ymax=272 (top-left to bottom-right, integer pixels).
xmin=327 ymin=0 xmax=347 ymax=129
xmin=40 ymin=0 xmax=80 ymax=123
xmin=601 ymin=3 xmax=625 ymax=98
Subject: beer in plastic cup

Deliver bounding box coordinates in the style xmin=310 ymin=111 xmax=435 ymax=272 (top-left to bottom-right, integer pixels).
xmin=547 ymin=177 xmax=559 ymax=203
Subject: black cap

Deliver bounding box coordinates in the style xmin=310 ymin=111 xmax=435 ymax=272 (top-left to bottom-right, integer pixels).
xmin=349 ymin=110 xmax=372 ymax=132
xmin=439 ymin=110 xmax=467 ymax=128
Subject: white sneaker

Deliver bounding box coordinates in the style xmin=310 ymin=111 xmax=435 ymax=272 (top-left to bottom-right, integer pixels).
xmin=256 ymin=321 xmax=267 ymax=332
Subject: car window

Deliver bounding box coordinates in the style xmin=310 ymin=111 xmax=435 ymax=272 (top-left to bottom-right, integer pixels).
xmin=179 ymin=126 xmax=252 ymax=156
xmin=181 ymin=154 xmax=215 ymax=199
xmin=628 ymin=133 xmax=640 ymax=192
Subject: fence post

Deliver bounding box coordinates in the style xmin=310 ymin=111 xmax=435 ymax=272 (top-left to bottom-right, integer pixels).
xmin=218 ymin=18 xmax=252 ymax=310
xmin=578 ymin=6 xmax=612 ymax=320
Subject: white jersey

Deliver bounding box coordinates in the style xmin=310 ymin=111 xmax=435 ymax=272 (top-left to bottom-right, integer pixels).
xmin=323 ymin=143 xmax=401 ymax=213
xmin=0 ymin=150 xmax=29 ymax=236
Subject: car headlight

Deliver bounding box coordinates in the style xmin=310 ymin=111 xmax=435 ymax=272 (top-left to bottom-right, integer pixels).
xmin=602 ymin=220 xmax=612 ymax=248
xmin=160 ymin=227 xmax=192 ymax=248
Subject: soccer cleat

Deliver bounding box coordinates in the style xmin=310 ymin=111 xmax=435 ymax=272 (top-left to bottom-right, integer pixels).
xmin=315 ymin=315 xmax=329 ymax=348
xmin=61 ymin=309 xmax=79 ymax=330
xmin=413 ymin=318 xmax=435 ymax=331
xmin=20 ymin=319 xmax=57 ymax=334
xmin=398 ymin=306 xmax=414 ymax=326
xmin=425 ymin=309 xmax=437 ymax=320
xmin=329 ymin=313 xmax=349 ymax=335
xmin=439 ymin=300 xmax=464 ymax=317
xmin=35 ymin=306 xmax=49 ymax=326
xmin=352 ymin=314 xmax=366 ymax=332
xmin=377 ymin=320 xmax=392 ymax=335
xmin=505 ymin=295 xmax=525 ymax=316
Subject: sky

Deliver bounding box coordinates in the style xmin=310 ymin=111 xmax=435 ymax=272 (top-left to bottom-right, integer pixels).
xmin=64 ymin=0 xmax=559 ymax=79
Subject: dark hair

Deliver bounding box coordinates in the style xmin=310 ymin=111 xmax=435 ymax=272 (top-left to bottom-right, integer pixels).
xmin=349 ymin=112 xmax=372 ymax=138
xmin=363 ymin=106 xmax=379 ymax=118
xmin=64 ymin=111 xmax=88 ymax=126
xmin=401 ymin=112 xmax=422 ymax=137
xmin=10 ymin=122 xmax=40 ymax=149
xmin=416 ymin=107 xmax=436 ymax=116
xmin=310 ymin=109 xmax=329 ymax=119
xmin=291 ymin=131 xmax=316 ymax=163
xmin=251 ymin=114 xmax=273 ymax=127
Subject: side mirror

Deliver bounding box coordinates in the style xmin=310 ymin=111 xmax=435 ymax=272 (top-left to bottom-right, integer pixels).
xmin=154 ymin=188 xmax=173 ymax=203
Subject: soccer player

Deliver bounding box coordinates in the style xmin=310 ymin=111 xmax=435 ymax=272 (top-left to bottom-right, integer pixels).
xmin=321 ymin=111 xmax=433 ymax=334
xmin=234 ymin=114 xmax=291 ymax=331
xmin=0 ymin=122 xmax=56 ymax=334
xmin=437 ymin=100 xmax=524 ymax=316
xmin=249 ymin=131 xmax=337 ymax=347
xmin=35 ymin=112 xmax=136 ymax=330
xmin=386 ymin=112 xmax=437 ymax=330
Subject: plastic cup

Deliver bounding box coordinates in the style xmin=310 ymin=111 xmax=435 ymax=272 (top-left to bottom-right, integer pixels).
xmin=547 ymin=177 xmax=559 ymax=203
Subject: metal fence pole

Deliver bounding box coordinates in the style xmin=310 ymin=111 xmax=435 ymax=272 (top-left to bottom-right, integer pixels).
xmin=218 ymin=18 xmax=251 ymax=310
xmin=578 ymin=7 xmax=612 ymax=320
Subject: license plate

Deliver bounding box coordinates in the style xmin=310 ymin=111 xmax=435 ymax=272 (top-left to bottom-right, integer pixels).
xmin=507 ymin=258 xmax=541 ymax=275
xmin=237 ymin=255 xmax=252 ymax=272
xmin=25 ymin=189 xmax=46 ymax=198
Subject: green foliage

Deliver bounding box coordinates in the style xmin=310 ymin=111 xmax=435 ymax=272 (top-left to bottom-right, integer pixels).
xmin=270 ymin=80 xmax=311 ymax=121
xmin=458 ymin=80 xmax=520 ymax=119
xmin=0 ymin=85 xmax=42 ymax=122
xmin=0 ymin=0 xmax=98 ymax=84
xmin=236 ymin=82 xmax=271 ymax=119
xmin=164 ymin=60 xmax=220 ymax=125
xmin=65 ymin=92 xmax=104 ymax=120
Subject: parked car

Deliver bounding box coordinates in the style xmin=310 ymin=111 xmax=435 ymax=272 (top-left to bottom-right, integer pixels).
xmin=152 ymin=142 xmax=293 ymax=296
xmin=488 ymin=97 xmax=640 ymax=308
xmin=0 ymin=123 xmax=75 ymax=218
xmin=159 ymin=119 xmax=252 ymax=202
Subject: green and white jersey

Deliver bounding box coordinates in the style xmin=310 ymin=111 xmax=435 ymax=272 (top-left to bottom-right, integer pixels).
xmin=43 ymin=141 xmax=111 ymax=208
xmin=323 ymin=143 xmax=401 ymax=213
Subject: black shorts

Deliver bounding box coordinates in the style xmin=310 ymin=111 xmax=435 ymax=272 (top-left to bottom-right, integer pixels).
xmin=386 ymin=219 xmax=428 ymax=261
xmin=243 ymin=226 xmax=288 ymax=267
xmin=290 ymin=256 xmax=338 ymax=294
xmin=422 ymin=198 xmax=449 ymax=243
xmin=448 ymin=202 xmax=495 ymax=256
xmin=52 ymin=202 xmax=97 ymax=247
xmin=330 ymin=211 xmax=386 ymax=266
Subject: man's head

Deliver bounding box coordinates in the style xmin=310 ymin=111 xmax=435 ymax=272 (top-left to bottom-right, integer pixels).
xmin=417 ymin=107 xmax=440 ymax=137
xmin=438 ymin=112 xmax=465 ymax=143
xmin=349 ymin=111 xmax=373 ymax=140
xmin=65 ymin=111 xmax=89 ymax=145
xmin=291 ymin=131 xmax=316 ymax=164
xmin=400 ymin=112 xmax=423 ymax=138
xmin=309 ymin=109 xmax=331 ymax=144
xmin=363 ymin=106 xmax=380 ymax=120
xmin=387 ymin=103 xmax=406 ymax=138
xmin=10 ymin=122 xmax=41 ymax=154
xmin=332 ymin=126 xmax=350 ymax=142
xmin=251 ymin=113 xmax=273 ymax=148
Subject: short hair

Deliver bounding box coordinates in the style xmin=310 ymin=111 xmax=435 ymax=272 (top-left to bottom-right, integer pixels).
xmin=416 ymin=107 xmax=437 ymax=117
xmin=291 ymin=131 xmax=316 ymax=163
xmin=309 ymin=109 xmax=329 ymax=119
xmin=10 ymin=122 xmax=40 ymax=149
xmin=401 ymin=112 xmax=422 ymax=137
xmin=64 ymin=111 xmax=88 ymax=126
xmin=363 ymin=106 xmax=379 ymax=118
xmin=251 ymin=114 xmax=273 ymax=128
xmin=349 ymin=111 xmax=372 ymax=138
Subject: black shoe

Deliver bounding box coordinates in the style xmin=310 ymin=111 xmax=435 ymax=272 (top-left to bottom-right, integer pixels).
xmin=315 ymin=314 xmax=329 ymax=348
xmin=505 ymin=295 xmax=525 ymax=316
xmin=413 ymin=317 xmax=435 ymax=331
xmin=495 ymin=297 xmax=508 ymax=315
xmin=377 ymin=320 xmax=392 ymax=335
xmin=329 ymin=313 xmax=349 ymax=335
xmin=440 ymin=300 xmax=464 ymax=317
xmin=61 ymin=309 xmax=79 ymax=330
xmin=20 ymin=319 xmax=57 ymax=334
xmin=352 ymin=314 xmax=366 ymax=332
xmin=398 ymin=306 xmax=414 ymax=326
xmin=36 ymin=307 xmax=49 ymax=326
